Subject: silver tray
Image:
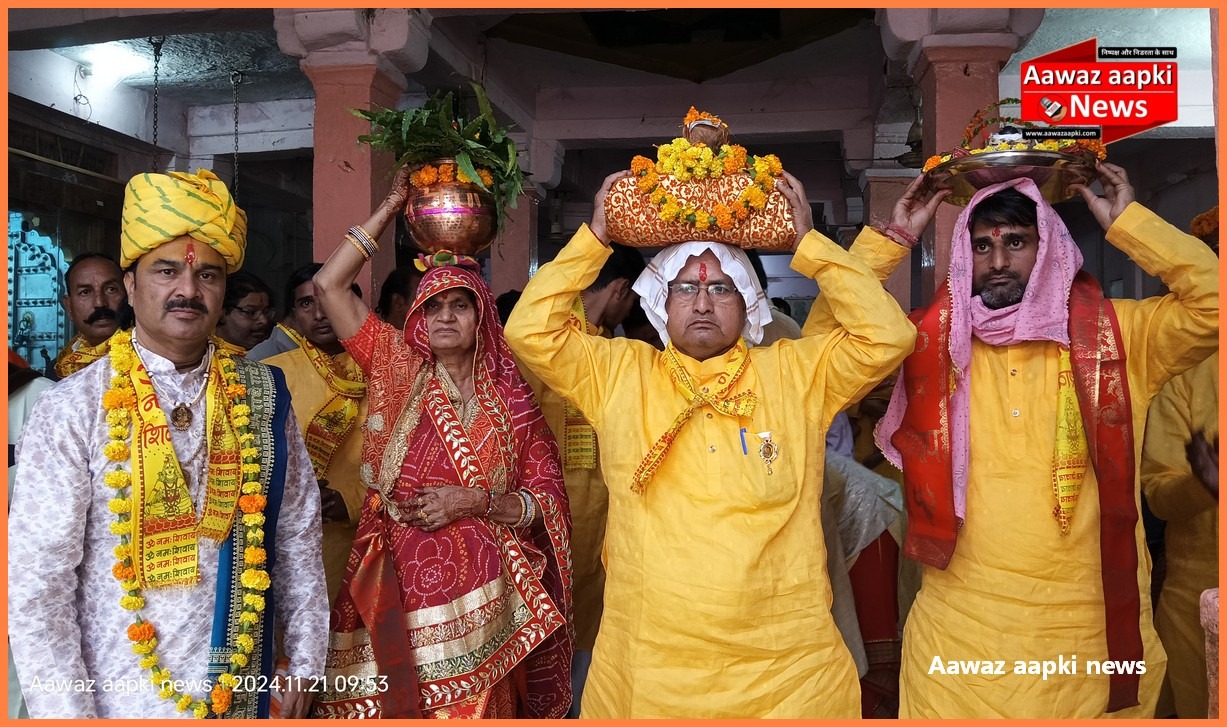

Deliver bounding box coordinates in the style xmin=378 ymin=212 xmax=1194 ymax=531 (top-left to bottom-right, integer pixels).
xmin=923 ymin=149 xmax=1097 ymax=207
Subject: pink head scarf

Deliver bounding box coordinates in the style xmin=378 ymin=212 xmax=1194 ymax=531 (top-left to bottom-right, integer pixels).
xmin=876 ymin=177 xmax=1084 ymax=520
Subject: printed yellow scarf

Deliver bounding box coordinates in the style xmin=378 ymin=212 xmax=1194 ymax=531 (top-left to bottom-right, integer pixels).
xmin=1051 ymin=347 xmax=1088 ymax=533
xmin=630 ymin=340 xmax=757 ymax=494
xmin=55 ymin=334 xmax=110 ymax=378
xmin=563 ymin=297 xmax=599 ymax=470
xmin=279 ymin=323 xmax=366 ymax=480
xmin=127 ymin=344 xmax=242 ymax=588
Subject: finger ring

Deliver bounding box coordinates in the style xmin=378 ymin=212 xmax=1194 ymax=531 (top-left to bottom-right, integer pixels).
xmin=418 ymin=508 xmax=428 ymax=521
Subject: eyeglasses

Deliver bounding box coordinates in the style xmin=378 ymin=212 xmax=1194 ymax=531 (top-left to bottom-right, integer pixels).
xmin=232 ymin=305 xmax=276 ymax=321
xmin=667 ymin=282 xmax=739 ymax=301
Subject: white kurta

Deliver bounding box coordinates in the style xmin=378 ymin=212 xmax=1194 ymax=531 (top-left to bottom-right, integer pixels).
xmin=8 ymin=342 xmax=329 ymax=718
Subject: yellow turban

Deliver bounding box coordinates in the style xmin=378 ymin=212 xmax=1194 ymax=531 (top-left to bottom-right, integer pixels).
xmin=121 ymin=169 xmax=248 ymax=272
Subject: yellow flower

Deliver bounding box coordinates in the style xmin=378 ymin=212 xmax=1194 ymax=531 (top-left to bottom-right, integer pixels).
xmin=660 ymin=202 xmax=681 ymax=222
xmin=232 ymin=415 xmax=250 ymax=428
xmin=239 ymin=611 xmax=259 ymax=626
xmin=104 ymin=441 xmax=130 ymax=462
xmin=104 ymin=471 xmax=132 ymax=490
xmin=109 ymin=520 xmax=131 ymax=536
xmin=133 ymin=640 xmax=157 ymax=655
xmin=158 ymin=684 xmax=176 ymax=700
xmin=140 ymin=655 xmax=159 ymax=669
xmin=107 ymin=409 xmax=131 ymax=427
xmin=231 ymin=404 xmax=251 ymax=418
xmin=151 ymin=668 xmax=170 ymax=686
xmin=694 ymin=216 xmax=711 ymax=232
xmin=108 ymin=498 xmax=131 ymax=514
xmin=240 ymin=447 xmax=259 ymax=460
xmin=230 ymin=652 xmax=249 ymax=668
xmin=121 ymin=579 xmax=139 ymax=592
xmin=193 ymin=702 xmax=208 ymax=719
xmin=110 ymin=349 xmax=134 ymax=373
xmin=243 ymin=594 xmax=266 ymax=612
xmin=244 ymin=547 xmax=267 ymax=566
xmin=108 ymin=426 xmax=129 ymax=440
xmin=120 ymin=595 xmax=145 ymax=610
xmin=241 ymin=569 xmax=271 ymax=591
xmin=218 ymin=673 xmax=238 ymax=689
xmin=236 ymin=634 xmax=255 ymax=654
xmin=242 ymin=513 xmax=266 ymax=527
xmin=176 ymin=694 xmax=194 ymax=712
xmin=239 ymin=432 xmax=255 ymax=444
xmin=113 ymin=544 xmax=131 ymax=559
xmin=241 ymin=463 xmax=261 ymax=476
xmin=241 ymin=482 xmax=263 ymax=495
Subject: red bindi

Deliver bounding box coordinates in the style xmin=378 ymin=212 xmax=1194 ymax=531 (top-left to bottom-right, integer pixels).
xmin=992 ymin=226 xmax=1001 ymax=239
xmin=699 ymin=262 xmax=707 ymax=282
xmin=185 ymin=242 xmax=197 ymax=267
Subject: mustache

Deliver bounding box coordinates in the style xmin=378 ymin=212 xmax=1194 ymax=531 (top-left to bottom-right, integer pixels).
xmin=84 ymin=307 xmax=117 ymax=324
xmin=164 ymin=299 xmax=209 ymax=314
xmin=984 ymin=269 xmax=1022 ymax=283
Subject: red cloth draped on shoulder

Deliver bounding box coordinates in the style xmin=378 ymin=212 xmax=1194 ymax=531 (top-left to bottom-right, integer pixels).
xmin=312 ymin=264 xmax=573 ymax=719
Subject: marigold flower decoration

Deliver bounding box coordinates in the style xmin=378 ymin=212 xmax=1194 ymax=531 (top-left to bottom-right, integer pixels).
xmin=921 ymin=98 xmax=1109 ymax=174
xmin=104 ymin=329 xmax=272 ymax=718
xmin=410 ymin=162 xmax=496 ymax=190
xmin=1191 ymin=205 xmax=1218 ymax=240
xmin=630 ymin=110 xmax=785 ymax=232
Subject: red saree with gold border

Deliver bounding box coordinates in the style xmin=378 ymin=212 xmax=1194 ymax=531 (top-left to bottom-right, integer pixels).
xmin=312 ymin=266 xmax=573 ymax=719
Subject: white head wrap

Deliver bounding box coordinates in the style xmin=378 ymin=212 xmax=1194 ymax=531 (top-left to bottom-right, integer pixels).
xmin=631 ymin=241 xmax=772 ymax=346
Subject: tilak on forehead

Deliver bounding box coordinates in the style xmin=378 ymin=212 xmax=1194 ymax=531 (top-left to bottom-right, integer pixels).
xmin=699 ymin=262 xmax=707 ymax=282
xmin=185 ymin=242 xmax=197 ymax=267
xmin=992 ymin=226 xmax=1001 ymax=238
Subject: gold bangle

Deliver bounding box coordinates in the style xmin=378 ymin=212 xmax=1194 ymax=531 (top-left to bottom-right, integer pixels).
xmin=344 ymin=233 xmax=370 ymax=260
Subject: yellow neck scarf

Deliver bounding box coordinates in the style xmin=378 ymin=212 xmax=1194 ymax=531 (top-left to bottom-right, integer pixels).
xmin=630 ymin=340 xmax=757 ymax=494
xmin=1051 ymin=347 xmax=1088 ymax=533
xmin=563 ymin=296 xmax=600 ymax=470
xmin=55 ymin=334 xmax=110 ymax=378
xmin=279 ymin=323 xmax=366 ymax=480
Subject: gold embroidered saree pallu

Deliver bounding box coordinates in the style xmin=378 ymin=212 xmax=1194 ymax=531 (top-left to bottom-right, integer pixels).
xmin=313 ymin=266 xmax=573 ymax=719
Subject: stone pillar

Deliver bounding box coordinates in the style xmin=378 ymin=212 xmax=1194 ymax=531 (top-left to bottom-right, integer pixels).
xmin=301 ymin=64 xmax=402 ymax=298
xmin=1202 ymin=589 xmax=1219 ymax=719
xmin=490 ymin=190 xmax=540 ymax=297
xmin=860 ymin=168 xmax=920 ymax=309
xmin=878 ymin=8 xmax=1043 ymax=300
xmin=913 ymin=43 xmax=1015 ymax=299
xmin=274 ymin=8 xmax=431 ymax=297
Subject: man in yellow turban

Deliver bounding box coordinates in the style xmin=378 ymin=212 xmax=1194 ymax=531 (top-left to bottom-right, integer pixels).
xmin=9 ymin=169 xmax=328 ymax=719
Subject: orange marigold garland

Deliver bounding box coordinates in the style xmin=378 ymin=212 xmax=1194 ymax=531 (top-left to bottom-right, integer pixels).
xmin=410 ymin=162 xmax=497 ymax=191
xmin=104 ymin=329 xmax=271 ymax=718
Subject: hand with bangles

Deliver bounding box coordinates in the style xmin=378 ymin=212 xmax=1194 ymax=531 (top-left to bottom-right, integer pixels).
xmin=408 ymin=485 xmax=542 ymax=532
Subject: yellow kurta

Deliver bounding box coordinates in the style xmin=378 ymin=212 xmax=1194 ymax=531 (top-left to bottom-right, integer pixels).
xmin=520 ymin=357 xmax=610 ymax=652
xmin=881 ymin=204 xmax=1218 ymax=718
xmin=1141 ymin=351 xmax=1219 ymax=718
xmin=506 ymin=225 xmax=915 ymax=718
xmin=264 ymin=346 xmax=368 ymax=604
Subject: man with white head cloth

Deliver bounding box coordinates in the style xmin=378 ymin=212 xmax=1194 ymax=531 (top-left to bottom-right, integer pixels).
xmin=506 ymin=170 xmax=917 ymax=717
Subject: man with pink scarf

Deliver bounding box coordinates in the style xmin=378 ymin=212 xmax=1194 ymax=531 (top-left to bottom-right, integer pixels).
xmin=856 ymin=162 xmax=1216 ymax=718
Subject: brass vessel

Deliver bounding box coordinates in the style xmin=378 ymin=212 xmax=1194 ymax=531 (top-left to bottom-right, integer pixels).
xmin=402 ymin=158 xmax=497 ymax=255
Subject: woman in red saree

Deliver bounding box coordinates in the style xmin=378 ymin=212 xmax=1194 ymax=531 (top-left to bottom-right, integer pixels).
xmin=309 ymin=166 xmax=573 ymax=719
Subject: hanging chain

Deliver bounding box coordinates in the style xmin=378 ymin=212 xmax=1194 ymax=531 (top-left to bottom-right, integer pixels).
xmin=149 ymin=36 xmax=165 ymax=171
xmin=230 ymin=70 xmax=244 ymax=200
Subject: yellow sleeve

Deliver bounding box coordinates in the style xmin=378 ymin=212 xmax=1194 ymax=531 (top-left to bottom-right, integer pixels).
xmin=504 ymin=224 xmax=630 ymax=426
xmin=1107 ymin=202 xmax=1219 ymax=397
xmin=1141 ymin=368 xmax=1217 ymax=521
xmin=802 ymin=227 xmax=910 ymax=336
xmin=787 ymin=228 xmax=916 ymax=415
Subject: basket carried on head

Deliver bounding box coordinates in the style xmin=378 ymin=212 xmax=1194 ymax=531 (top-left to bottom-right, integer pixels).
xmin=605 ymin=107 xmax=796 ymax=249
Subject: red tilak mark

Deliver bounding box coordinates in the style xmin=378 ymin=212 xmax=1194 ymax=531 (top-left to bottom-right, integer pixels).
xmin=699 ymin=262 xmax=708 ymax=282
xmin=185 ymin=242 xmax=197 ymax=267
xmin=992 ymin=227 xmax=1001 ymax=239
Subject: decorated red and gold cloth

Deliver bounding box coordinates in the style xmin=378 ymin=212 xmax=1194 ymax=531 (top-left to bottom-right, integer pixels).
xmin=311 ymin=264 xmax=573 ymax=719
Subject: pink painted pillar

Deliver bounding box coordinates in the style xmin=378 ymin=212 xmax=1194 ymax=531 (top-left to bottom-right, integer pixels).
xmin=303 ymin=64 xmax=403 ymax=298
xmin=862 ymin=169 xmax=920 ymax=309
xmin=489 ymin=190 xmax=539 ymax=297
xmin=915 ymin=44 xmax=1014 ymax=301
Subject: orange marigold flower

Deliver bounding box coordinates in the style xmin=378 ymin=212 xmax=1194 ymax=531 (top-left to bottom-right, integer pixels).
xmin=244 ymin=546 xmax=267 ymax=566
xmin=733 ymin=203 xmax=751 ymax=220
xmin=631 ymin=155 xmax=655 ymax=176
xmin=712 ymin=204 xmax=735 ymax=231
xmin=102 ymin=388 xmax=136 ymax=411
xmin=225 ymin=384 xmax=247 ymax=400
xmin=477 ymin=169 xmax=494 ymax=187
xmin=239 ymin=494 xmax=267 ymax=514
xmin=127 ymin=622 xmax=156 ymax=642
xmin=722 ymin=147 xmax=747 ymax=176
xmin=437 ymin=164 xmax=455 ymax=183
xmin=683 ymin=106 xmax=722 ymax=128
xmin=114 ymin=562 xmax=136 ymax=581
xmin=636 ymin=173 xmax=659 ymax=193
xmin=210 ymin=685 xmax=233 ymax=714
xmin=411 ymin=165 xmax=439 ymax=188
xmin=921 ymin=155 xmax=946 ymax=173
xmin=762 ymin=154 xmax=784 ymax=176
